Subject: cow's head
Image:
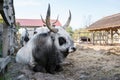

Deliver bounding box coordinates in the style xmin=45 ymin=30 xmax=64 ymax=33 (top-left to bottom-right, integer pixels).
xmin=40 ymin=4 xmax=76 ymax=58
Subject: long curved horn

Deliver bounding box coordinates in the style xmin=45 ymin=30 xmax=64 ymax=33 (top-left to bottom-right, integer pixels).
xmin=63 ymin=10 xmax=71 ymax=29
xmin=46 ymin=4 xmax=58 ymax=33
xmin=40 ymin=15 xmax=46 ymax=24
xmin=52 ymin=15 xmax=59 ymax=25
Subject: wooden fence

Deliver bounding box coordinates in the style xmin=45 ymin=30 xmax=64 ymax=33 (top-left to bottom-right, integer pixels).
xmin=74 ymin=30 xmax=120 ymax=45
xmin=0 ymin=0 xmax=16 ymax=75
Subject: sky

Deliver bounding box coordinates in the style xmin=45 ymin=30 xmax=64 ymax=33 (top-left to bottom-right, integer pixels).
xmin=14 ymin=0 xmax=120 ymax=30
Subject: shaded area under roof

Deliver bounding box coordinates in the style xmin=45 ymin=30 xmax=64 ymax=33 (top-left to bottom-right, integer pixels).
xmin=16 ymin=19 xmax=61 ymax=27
xmin=87 ymin=13 xmax=120 ymax=31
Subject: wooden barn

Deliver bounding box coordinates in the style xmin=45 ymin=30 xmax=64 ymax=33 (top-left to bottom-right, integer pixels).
xmin=87 ymin=13 xmax=120 ymax=45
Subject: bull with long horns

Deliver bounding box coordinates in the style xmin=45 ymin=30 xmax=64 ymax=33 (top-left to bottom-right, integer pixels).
xmin=16 ymin=4 xmax=76 ymax=74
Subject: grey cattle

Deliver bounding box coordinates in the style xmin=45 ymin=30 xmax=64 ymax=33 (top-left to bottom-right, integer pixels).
xmin=16 ymin=4 xmax=76 ymax=74
xmin=19 ymin=28 xmax=29 ymax=47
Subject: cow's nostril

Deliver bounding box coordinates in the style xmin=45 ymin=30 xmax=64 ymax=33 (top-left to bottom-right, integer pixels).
xmin=72 ymin=47 xmax=76 ymax=51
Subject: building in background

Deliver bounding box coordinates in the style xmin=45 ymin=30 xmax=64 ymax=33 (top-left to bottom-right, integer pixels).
xmin=16 ymin=19 xmax=61 ymax=38
xmin=87 ymin=13 xmax=120 ymax=45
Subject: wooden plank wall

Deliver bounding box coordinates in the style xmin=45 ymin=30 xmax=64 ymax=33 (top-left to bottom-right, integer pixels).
xmin=91 ymin=29 xmax=120 ymax=45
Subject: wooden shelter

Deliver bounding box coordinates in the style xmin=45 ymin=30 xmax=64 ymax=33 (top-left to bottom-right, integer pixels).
xmin=87 ymin=13 xmax=120 ymax=45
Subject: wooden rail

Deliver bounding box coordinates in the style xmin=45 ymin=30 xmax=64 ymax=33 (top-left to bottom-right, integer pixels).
xmin=0 ymin=56 xmax=11 ymax=72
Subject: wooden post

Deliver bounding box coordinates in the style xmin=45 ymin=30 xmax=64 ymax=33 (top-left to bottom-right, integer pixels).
xmin=104 ymin=31 xmax=107 ymax=45
xmin=106 ymin=31 xmax=109 ymax=45
xmin=0 ymin=56 xmax=11 ymax=72
xmin=96 ymin=31 xmax=98 ymax=44
xmin=103 ymin=31 xmax=106 ymax=45
xmin=102 ymin=31 xmax=104 ymax=45
xmin=99 ymin=31 xmax=102 ymax=45
xmin=0 ymin=24 xmax=3 ymax=57
xmin=2 ymin=23 xmax=9 ymax=57
xmin=110 ymin=29 xmax=113 ymax=45
xmin=103 ymin=31 xmax=105 ymax=45
xmin=0 ymin=0 xmax=15 ymax=75
xmin=101 ymin=31 xmax=104 ymax=45
xmin=92 ymin=31 xmax=95 ymax=45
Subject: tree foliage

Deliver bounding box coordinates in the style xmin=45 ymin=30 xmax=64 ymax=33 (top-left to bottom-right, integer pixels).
xmin=73 ymin=28 xmax=91 ymax=41
xmin=66 ymin=26 xmax=74 ymax=37
xmin=16 ymin=22 xmax=20 ymax=31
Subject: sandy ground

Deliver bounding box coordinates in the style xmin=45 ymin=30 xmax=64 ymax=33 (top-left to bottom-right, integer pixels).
xmin=5 ymin=43 xmax=120 ymax=80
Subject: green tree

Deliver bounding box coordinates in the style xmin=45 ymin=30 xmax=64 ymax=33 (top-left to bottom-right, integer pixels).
xmin=72 ymin=28 xmax=91 ymax=41
xmin=16 ymin=22 xmax=20 ymax=31
xmin=66 ymin=26 xmax=74 ymax=37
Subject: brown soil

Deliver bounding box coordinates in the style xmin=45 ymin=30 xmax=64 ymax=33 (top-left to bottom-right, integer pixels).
xmin=6 ymin=44 xmax=120 ymax=80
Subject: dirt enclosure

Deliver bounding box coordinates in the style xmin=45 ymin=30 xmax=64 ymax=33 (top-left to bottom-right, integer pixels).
xmin=5 ymin=44 xmax=120 ymax=80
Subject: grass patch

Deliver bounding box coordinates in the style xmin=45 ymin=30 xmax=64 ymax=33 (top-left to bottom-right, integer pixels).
xmin=0 ymin=71 xmax=12 ymax=80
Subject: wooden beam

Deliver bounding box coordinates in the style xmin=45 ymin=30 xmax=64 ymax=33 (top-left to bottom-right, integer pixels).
xmin=0 ymin=0 xmax=3 ymax=11
xmin=0 ymin=56 xmax=11 ymax=72
xmin=99 ymin=31 xmax=102 ymax=45
xmin=92 ymin=31 xmax=95 ymax=45
xmin=2 ymin=23 xmax=9 ymax=57
xmin=110 ymin=29 xmax=113 ymax=45
xmin=0 ymin=0 xmax=15 ymax=25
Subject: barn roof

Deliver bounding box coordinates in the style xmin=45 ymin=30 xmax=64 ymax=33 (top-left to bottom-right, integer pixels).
xmin=16 ymin=19 xmax=61 ymax=27
xmin=87 ymin=13 xmax=120 ymax=31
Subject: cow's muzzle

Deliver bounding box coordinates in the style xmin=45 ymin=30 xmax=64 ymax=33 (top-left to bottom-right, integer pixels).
xmin=68 ymin=46 xmax=76 ymax=53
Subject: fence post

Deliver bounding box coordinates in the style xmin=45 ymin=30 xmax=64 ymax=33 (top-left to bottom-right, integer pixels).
xmin=2 ymin=23 xmax=9 ymax=57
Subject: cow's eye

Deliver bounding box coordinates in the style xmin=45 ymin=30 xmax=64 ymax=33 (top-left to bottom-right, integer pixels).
xmin=34 ymin=31 xmax=37 ymax=34
xmin=58 ymin=37 xmax=66 ymax=46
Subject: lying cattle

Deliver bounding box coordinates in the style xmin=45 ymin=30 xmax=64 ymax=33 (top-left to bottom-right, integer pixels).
xmin=16 ymin=4 xmax=76 ymax=74
xmin=19 ymin=28 xmax=29 ymax=47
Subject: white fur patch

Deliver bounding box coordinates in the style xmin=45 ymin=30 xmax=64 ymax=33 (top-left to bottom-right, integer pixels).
xmin=54 ymin=27 xmax=74 ymax=52
xmin=35 ymin=27 xmax=49 ymax=34
xmin=16 ymin=35 xmax=35 ymax=64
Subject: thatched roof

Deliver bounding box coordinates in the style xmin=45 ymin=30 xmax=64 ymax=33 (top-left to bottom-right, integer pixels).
xmin=87 ymin=13 xmax=120 ymax=31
